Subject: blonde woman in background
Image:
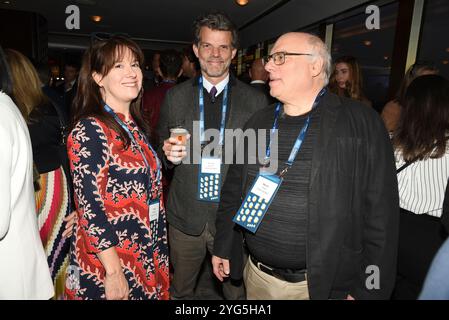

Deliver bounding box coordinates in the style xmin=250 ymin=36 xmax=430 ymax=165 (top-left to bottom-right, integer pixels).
xmin=329 ymin=55 xmax=372 ymax=107
xmin=0 ymin=46 xmax=54 ymax=299
xmin=5 ymin=48 xmax=76 ymax=299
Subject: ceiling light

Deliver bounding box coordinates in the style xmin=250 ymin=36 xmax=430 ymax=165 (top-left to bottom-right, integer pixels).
xmin=91 ymin=15 xmax=102 ymax=22
xmin=446 ymin=48 xmax=449 ymax=53
xmin=443 ymin=60 xmax=449 ymax=65
xmin=363 ymin=40 xmax=372 ymax=46
xmin=236 ymin=0 xmax=249 ymax=6
xmin=384 ymin=55 xmax=389 ymax=60
xmin=3 ymin=1 xmax=11 ymax=4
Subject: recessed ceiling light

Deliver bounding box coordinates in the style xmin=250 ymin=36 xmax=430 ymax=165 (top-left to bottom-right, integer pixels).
xmin=443 ymin=60 xmax=449 ymax=65
xmin=364 ymin=40 xmax=372 ymax=46
xmin=446 ymin=48 xmax=449 ymax=53
xmin=384 ymin=56 xmax=389 ymax=60
xmin=236 ymin=0 xmax=249 ymax=6
xmin=91 ymin=15 xmax=102 ymax=22
xmin=3 ymin=1 xmax=11 ymax=4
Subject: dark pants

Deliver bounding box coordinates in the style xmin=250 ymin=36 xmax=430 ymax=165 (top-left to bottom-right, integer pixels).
xmin=392 ymin=209 xmax=448 ymax=300
xmin=169 ymin=223 xmax=245 ymax=300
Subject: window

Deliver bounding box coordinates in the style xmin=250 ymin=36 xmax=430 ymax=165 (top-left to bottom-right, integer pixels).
xmin=417 ymin=0 xmax=449 ymax=79
xmin=331 ymin=2 xmax=399 ymax=112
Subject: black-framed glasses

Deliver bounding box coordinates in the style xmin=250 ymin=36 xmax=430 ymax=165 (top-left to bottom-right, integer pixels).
xmin=263 ymin=51 xmax=313 ymax=66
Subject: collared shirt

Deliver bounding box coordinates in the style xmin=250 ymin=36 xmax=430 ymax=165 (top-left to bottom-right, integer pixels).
xmin=202 ymin=73 xmax=229 ymax=96
xmin=250 ymin=80 xmax=266 ymax=85
xmin=65 ymin=80 xmax=76 ymax=92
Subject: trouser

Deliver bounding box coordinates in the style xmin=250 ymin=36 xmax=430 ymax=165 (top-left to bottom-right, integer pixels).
xmin=243 ymin=256 xmax=309 ymax=300
xmin=169 ymin=223 xmax=245 ymax=300
xmin=392 ymin=209 xmax=448 ymax=300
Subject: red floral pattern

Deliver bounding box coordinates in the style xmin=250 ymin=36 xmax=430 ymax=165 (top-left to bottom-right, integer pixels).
xmin=65 ymin=116 xmax=169 ymax=300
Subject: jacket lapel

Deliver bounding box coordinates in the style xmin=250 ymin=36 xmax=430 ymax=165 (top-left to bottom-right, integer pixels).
xmin=309 ymin=92 xmax=341 ymax=189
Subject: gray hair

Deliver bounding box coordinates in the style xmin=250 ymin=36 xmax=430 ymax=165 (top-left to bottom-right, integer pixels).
xmin=192 ymin=12 xmax=239 ymax=49
xmin=307 ymin=34 xmax=332 ymax=86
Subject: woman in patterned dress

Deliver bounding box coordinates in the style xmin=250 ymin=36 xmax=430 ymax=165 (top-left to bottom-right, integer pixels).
xmin=65 ymin=36 xmax=169 ymax=300
xmin=5 ymin=48 xmax=74 ymax=299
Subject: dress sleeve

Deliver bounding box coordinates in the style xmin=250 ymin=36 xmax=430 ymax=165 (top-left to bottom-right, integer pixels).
xmin=68 ymin=118 xmax=119 ymax=254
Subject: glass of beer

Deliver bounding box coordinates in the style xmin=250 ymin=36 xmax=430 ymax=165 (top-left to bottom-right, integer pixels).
xmin=170 ymin=127 xmax=189 ymax=145
xmin=169 ymin=126 xmax=189 ymax=165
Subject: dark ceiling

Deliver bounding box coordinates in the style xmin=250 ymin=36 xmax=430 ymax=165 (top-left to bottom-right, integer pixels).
xmin=0 ymin=0 xmax=370 ymax=50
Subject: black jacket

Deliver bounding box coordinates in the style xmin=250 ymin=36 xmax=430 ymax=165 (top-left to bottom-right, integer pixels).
xmin=157 ymin=74 xmax=269 ymax=236
xmin=213 ymin=92 xmax=400 ymax=299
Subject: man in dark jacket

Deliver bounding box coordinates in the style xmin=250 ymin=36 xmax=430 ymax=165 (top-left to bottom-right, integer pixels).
xmin=158 ymin=12 xmax=268 ymax=299
xmin=212 ymin=32 xmax=399 ymax=300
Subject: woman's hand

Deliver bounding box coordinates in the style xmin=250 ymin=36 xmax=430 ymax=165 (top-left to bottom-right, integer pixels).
xmin=97 ymin=247 xmax=129 ymax=300
xmin=104 ymin=270 xmax=129 ymax=300
xmin=62 ymin=210 xmax=78 ymax=238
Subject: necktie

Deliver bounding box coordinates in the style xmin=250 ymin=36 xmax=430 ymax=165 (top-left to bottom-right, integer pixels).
xmin=210 ymin=86 xmax=217 ymax=103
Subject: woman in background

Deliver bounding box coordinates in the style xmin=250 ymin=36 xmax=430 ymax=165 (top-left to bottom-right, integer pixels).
xmin=381 ymin=61 xmax=438 ymax=133
xmin=66 ymin=36 xmax=169 ymax=300
xmin=392 ymin=74 xmax=449 ymax=299
xmin=0 ymin=46 xmax=54 ymax=300
xmin=329 ymin=55 xmax=372 ymax=107
xmin=5 ymin=48 xmax=75 ymax=299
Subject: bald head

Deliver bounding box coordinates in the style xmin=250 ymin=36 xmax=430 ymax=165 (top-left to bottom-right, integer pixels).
xmin=273 ymin=32 xmax=331 ymax=86
xmin=264 ymin=32 xmax=331 ymax=109
xmin=249 ymin=58 xmax=268 ymax=82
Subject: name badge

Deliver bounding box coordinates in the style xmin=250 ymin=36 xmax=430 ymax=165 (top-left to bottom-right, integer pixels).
xmin=233 ymin=174 xmax=282 ymax=233
xmin=198 ymin=157 xmax=221 ymax=203
xmin=149 ymin=200 xmax=159 ymax=222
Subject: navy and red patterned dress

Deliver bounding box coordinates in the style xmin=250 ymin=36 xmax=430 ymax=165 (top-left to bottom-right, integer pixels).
xmin=65 ymin=115 xmax=169 ymax=300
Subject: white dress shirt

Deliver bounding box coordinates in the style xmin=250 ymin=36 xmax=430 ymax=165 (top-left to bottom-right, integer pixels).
xmin=202 ymin=73 xmax=230 ymax=96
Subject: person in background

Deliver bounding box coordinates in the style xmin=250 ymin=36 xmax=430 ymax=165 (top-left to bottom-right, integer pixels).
xmin=0 ymin=46 xmax=54 ymax=300
xmin=179 ymin=45 xmax=200 ymax=82
xmin=55 ymin=61 xmax=80 ymax=118
xmin=143 ymin=49 xmax=182 ymax=207
xmin=381 ymin=61 xmax=439 ymax=133
xmin=392 ymin=74 xmax=449 ymax=300
xmin=329 ymin=55 xmax=372 ymax=107
xmin=143 ymin=49 xmax=182 ymax=134
xmin=249 ymin=58 xmax=276 ymax=104
xmin=66 ymin=35 xmax=169 ymax=300
xmin=36 ymin=62 xmax=68 ymax=123
xmin=5 ymin=48 xmax=76 ymax=299
xmin=212 ymin=32 xmax=399 ymax=300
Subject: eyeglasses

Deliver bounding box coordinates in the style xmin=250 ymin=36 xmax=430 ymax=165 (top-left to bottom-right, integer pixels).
xmin=263 ymin=52 xmax=313 ymax=66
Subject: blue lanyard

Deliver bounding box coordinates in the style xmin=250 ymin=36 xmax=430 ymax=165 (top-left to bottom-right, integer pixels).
xmin=198 ymin=76 xmax=229 ymax=146
xmin=103 ymin=104 xmax=162 ymax=184
xmin=265 ymin=88 xmax=327 ymax=176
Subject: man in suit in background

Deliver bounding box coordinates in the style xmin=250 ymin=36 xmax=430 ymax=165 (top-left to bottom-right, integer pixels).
xmin=158 ymin=12 xmax=268 ymax=300
xmin=55 ymin=61 xmax=79 ymax=119
xmin=249 ymin=58 xmax=275 ymax=104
